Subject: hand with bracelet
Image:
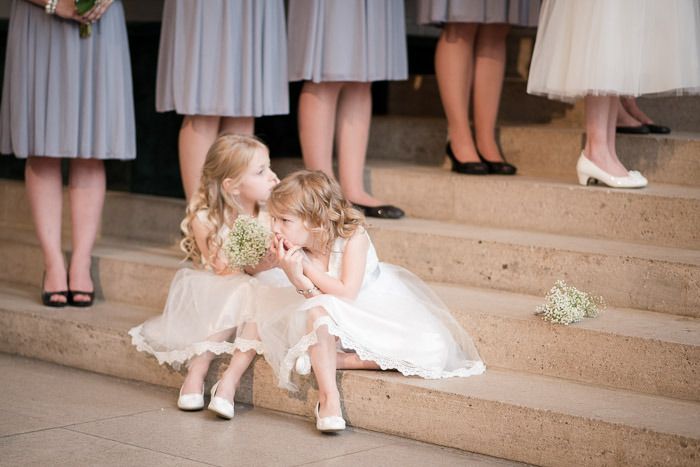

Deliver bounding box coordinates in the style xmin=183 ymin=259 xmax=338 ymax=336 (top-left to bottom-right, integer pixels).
xmin=37 ymin=0 xmax=87 ymax=23
xmin=274 ymin=235 xmax=320 ymax=298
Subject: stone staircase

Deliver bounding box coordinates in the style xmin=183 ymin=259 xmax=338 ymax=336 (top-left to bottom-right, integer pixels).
xmin=1 ymin=116 xmax=699 ymax=465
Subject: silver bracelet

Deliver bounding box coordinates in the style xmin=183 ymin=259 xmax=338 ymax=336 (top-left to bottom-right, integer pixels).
xmin=45 ymin=0 xmax=58 ymax=15
xmin=296 ymin=286 xmax=319 ymax=296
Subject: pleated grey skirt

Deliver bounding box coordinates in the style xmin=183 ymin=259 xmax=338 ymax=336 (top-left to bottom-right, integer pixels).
xmin=288 ymin=0 xmax=408 ymax=82
xmin=156 ymin=0 xmax=289 ymax=117
xmin=0 ymin=0 xmax=135 ymax=160
xmin=417 ymin=0 xmax=541 ymax=26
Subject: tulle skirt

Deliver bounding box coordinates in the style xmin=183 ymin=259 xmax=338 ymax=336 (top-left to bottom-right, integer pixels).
xmin=129 ymin=268 xmax=258 ymax=370
xmin=258 ymin=264 xmax=485 ymax=391
xmin=527 ymin=0 xmax=700 ymax=102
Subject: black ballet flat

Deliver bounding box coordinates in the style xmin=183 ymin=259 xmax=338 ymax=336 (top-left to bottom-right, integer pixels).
xmin=477 ymin=152 xmax=517 ymax=175
xmin=41 ymin=272 xmax=68 ymax=308
xmin=645 ymin=123 xmax=671 ymax=134
xmin=353 ymin=203 xmax=405 ymax=219
xmin=616 ymin=125 xmax=651 ymax=135
xmin=68 ymin=289 xmax=95 ymax=307
xmin=446 ymin=143 xmax=489 ymax=175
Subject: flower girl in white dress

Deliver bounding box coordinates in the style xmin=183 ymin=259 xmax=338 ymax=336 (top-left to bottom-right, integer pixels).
xmin=255 ymin=170 xmax=485 ymax=432
xmin=129 ymin=134 xmax=279 ymax=411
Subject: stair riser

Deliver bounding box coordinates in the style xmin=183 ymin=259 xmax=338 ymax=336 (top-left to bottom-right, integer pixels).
xmin=370 ymin=168 xmax=700 ymax=249
xmin=458 ymin=308 xmax=700 ymax=402
xmin=369 ymin=228 xmax=700 ymax=318
xmin=0 ymin=308 xmax=696 ymax=467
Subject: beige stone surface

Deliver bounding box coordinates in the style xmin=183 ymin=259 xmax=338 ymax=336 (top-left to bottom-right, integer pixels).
xmin=0 ymin=354 xmax=523 ymax=467
xmin=435 ymin=284 xmax=700 ymax=401
xmin=367 ymin=218 xmax=700 ymax=317
xmin=369 ymin=164 xmax=700 ymax=249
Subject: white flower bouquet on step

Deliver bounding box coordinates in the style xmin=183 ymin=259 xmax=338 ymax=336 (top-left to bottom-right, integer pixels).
xmin=223 ymin=215 xmax=271 ymax=270
xmin=535 ymin=280 xmax=605 ymax=325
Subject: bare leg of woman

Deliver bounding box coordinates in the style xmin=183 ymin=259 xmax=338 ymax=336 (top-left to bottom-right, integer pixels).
xmin=25 ymin=157 xmax=67 ymax=303
xmin=584 ymin=95 xmax=628 ymax=176
xmin=473 ymin=24 xmax=510 ymax=162
xmin=306 ymin=307 xmax=342 ymax=418
xmin=213 ymin=322 xmax=261 ymax=403
xmin=335 ymin=82 xmax=384 ymax=206
xmin=219 ymin=116 xmax=254 ymax=136
xmin=178 ymin=115 xmax=221 ymax=200
xmin=336 ymin=352 xmax=380 ymax=370
xmin=67 ymin=158 xmax=105 ymax=303
xmin=620 ymin=97 xmax=655 ymax=125
xmin=298 ymin=81 xmax=343 ymax=178
xmin=616 ymin=98 xmax=643 ymax=127
xmin=434 ymin=22 xmax=479 ymax=162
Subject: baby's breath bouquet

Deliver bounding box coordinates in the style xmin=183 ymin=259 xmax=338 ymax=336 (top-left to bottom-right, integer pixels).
xmin=535 ymin=280 xmax=605 ymax=325
xmin=223 ymin=215 xmax=271 ymax=270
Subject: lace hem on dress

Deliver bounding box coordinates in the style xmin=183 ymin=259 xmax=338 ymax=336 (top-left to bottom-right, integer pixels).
xmin=278 ymin=316 xmax=485 ymax=390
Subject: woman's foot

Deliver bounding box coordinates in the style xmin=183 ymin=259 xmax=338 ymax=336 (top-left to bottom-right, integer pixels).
xmin=41 ymin=266 xmax=68 ymax=307
xmin=315 ymin=391 xmax=345 ymax=432
xmin=347 ymin=192 xmax=405 ymax=219
xmin=68 ymin=257 xmax=94 ymax=306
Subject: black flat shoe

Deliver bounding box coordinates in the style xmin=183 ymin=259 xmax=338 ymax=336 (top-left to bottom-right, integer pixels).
xmin=68 ymin=289 xmax=95 ymax=307
xmin=645 ymin=123 xmax=671 ymax=134
xmin=41 ymin=272 xmax=68 ymax=308
xmin=477 ymin=152 xmax=517 ymax=175
xmin=446 ymin=143 xmax=489 ymax=175
xmin=616 ymin=125 xmax=650 ymax=134
xmin=353 ymin=203 xmax=405 ymax=219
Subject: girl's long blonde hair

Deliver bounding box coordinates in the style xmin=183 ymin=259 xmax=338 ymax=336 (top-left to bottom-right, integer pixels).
xmin=180 ymin=134 xmax=269 ymax=265
xmin=267 ymin=170 xmax=365 ymax=253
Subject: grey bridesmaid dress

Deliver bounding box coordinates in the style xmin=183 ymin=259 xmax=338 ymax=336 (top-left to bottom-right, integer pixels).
xmin=417 ymin=0 xmax=540 ymax=26
xmin=288 ymin=0 xmax=408 ymax=83
xmin=156 ymin=0 xmax=289 ymax=117
xmin=0 ymin=0 xmax=135 ymax=160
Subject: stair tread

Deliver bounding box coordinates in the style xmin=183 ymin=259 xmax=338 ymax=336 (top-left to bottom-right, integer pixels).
xmin=435 ymin=283 xmax=700 ymax=347
xmin=367 ymin=216 xmax=700 ymax=265
xmin=0 ymin=282 xmax=698 ymax=440
xmin=367 ymin=160 xmax=700 ymax=200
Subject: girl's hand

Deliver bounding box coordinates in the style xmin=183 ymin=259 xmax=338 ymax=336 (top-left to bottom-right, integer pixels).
xmin=275 ymin=236 xmax=311 ymax=288
xmin=80 ymin=0 xmax=114 ymax=23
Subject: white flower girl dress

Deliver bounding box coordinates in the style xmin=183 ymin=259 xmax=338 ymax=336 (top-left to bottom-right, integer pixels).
xmin=129 ymin=210 xmax=269 ymax=369
xmin=258 ymin=230 xmax=485 ymax=390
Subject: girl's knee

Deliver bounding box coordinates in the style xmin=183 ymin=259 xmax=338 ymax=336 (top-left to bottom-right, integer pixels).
xmin=306 ymin=306 xmax=328 ymax=329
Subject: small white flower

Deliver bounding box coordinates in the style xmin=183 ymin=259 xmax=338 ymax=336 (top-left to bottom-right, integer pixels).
xmin=223 ymin=215 xmax=271 ymax=269
xmin=535 ymin=280 xmax=605 ymax=325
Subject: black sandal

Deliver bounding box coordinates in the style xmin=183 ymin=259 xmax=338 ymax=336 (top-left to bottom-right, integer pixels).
xmin=41 ymin=272 xmax=68 ymax=308
xmin=68 ymin=289 xmax=95 ymax=307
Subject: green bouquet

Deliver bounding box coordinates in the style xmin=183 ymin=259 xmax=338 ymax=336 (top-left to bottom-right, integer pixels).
xmin=75 ymin=0 xmax=95 ymax=38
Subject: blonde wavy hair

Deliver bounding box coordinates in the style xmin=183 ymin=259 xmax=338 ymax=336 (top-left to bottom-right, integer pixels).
xmin=180 ymin=134 xmax=269 ymax=266
xmin=267 ymin=170 xmax=365 ymax=253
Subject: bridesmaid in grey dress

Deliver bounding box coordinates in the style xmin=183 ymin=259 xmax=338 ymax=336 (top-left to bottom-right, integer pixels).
xmin=156 ymin=0 xmax=288 ymax=200
xmin=288 ymin=0 xmax=407 ymax=219
xmin=417 ymin=0 xmax=539 ymax=175
xmin=0 ymin=0 xmax=135 ymax=307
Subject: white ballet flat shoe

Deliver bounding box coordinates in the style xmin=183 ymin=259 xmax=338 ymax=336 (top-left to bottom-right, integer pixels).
xmin=295 ymin=353 xmax=312 ymax=375
xmin=315 ymin=402 xmax=346 ymax=432
xmin=576 ymin=152 xmax=647 ymax=188
xmin=177 ymin=384 xmax=204 ymax=411
xmin=207 ymin=380 xmax=234 ymax=419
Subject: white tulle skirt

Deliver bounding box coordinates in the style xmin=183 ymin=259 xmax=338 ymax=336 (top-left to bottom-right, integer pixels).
xmin=129 ymin=268 xmax=258 ymax=370
xmin=527 ymin=0 xmax=700 ymax=102
xmin=258 ymin=264 xmax=485 ymax=391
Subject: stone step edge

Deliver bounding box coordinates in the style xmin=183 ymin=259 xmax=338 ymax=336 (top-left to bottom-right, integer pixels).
xmin=1 ymin=277 xmax=698 ymax=404
xmin=0 ymin=291 xmax=698 ymax=467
